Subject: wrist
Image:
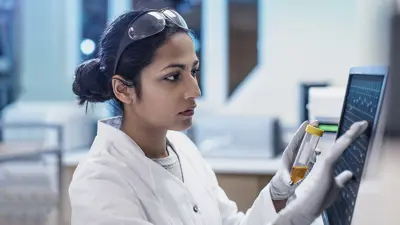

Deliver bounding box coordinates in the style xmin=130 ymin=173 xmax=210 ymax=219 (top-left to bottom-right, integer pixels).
xmin=272 ymin=199 xmax=287 ymax=213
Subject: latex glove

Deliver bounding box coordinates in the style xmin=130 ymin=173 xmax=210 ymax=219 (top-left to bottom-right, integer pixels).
xmin=271 ymin=120 xmax=369 ymax=225
xmin=269 ymin=120 xmax=318 ymax=200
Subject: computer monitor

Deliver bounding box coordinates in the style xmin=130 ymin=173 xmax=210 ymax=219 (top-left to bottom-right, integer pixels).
xmin=386 ymin=9 xmax=400 ymax=137
xmin=321 ymin=66 xmax=388 ymax=225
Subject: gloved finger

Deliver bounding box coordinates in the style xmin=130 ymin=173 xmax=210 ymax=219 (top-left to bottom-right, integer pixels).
xmin=335 ymin=170 xmax=353 ymax=188
xmin=320 ymin=170 xmax=353 ymax=212
xmin=309 ymin=147 xmax=322 ymax=164
xmin=307 ymin=148 xmax=322 ymax=171
xmin=314 ymin=148 xmax=322 ymax=162
xmin=287 ymin=192 xmax=297 ymax=205
xmin=282 ymin=121 xmax=310 ymax=167
xmin=286 ymin=121 xmax=309 ymax=151
xmin=309 ymin=120 xmax=319 ymax=127
xmin=326 ymin=121 xmax=368 ymax=164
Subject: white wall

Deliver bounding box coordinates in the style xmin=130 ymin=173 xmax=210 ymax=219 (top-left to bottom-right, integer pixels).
xmin=226 ymin=0 xmax=392 ymax=126
xmin=353 ymin=0 xmax=392 ymax=65
xmin=201 ymin=0 xmax=229 ymax=108
xmin=227 ymin=0 xmax=357 ymax=125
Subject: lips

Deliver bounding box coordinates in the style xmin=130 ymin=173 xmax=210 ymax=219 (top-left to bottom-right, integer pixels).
xmin=179 ymin=106 xmax=196 ymax=117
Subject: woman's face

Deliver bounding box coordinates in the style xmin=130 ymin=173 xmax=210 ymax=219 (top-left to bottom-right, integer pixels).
xmin=127 ymin=32 xmax=201 ymax=131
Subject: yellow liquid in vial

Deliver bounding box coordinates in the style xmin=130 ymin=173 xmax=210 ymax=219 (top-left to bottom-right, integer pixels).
xmin=290 ymin=166 xmax=308 ymax=184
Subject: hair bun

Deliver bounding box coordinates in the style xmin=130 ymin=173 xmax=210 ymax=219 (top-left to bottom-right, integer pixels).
xmin=72 ymin=58 xmax=112 ymax=105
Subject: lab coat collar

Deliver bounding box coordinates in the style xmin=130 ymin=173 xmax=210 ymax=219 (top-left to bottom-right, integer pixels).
xmin=97 ymin=116 xmax=146 ymax=157
xmin=96 ymin=116 xmax=186 ymax=195
xmin=97 ymin=116 xmax=157 ymax=191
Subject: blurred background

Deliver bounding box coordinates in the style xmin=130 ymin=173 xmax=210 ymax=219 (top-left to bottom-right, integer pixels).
xmin=0 ymin=0 xmax=397 ymax=225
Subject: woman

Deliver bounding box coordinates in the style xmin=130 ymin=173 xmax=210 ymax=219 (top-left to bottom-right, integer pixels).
xmin=69 ymin=8 xmax=368 ymax=225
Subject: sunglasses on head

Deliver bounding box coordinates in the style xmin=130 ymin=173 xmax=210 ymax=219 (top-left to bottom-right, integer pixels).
xmin=113 ymin=8 xmax=189 ymax=75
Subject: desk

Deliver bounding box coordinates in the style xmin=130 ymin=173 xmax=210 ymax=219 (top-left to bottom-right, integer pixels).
xmin=205 ymin=157 xmax=280 ymax=212
xmin=0 ymin=142 xmax=63 ymax=225
xmin=205 ymin=157 xmax=281 ymax=174
xmin=0 ymin=142 xmax=53 ymax=159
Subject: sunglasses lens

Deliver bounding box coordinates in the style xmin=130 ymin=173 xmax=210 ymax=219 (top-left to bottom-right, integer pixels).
xmin=127 ymin=11 xmax=166 ymax=41
xmin=162 ymin=9 xmax=188 ymax=29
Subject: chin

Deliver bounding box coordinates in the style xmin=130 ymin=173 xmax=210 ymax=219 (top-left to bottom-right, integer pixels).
xmin=169 ymin=118 xmax=193 ymax=131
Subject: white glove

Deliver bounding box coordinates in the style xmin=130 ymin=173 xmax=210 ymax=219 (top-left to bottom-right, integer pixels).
xmin=269 ymin=120 xmax=318 ymax=201
xmin=271 ymin=120 xmax=369 ymax=225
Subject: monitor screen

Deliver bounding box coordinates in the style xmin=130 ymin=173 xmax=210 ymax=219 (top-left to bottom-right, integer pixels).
xmin=322 ymin=71 xmax=387 ymax=225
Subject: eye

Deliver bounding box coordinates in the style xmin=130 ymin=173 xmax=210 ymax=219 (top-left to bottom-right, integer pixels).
xmin=165 ymin=73 xmax=180 ymax=82
xmin=191 ymin=68 xmax=200 ymax=77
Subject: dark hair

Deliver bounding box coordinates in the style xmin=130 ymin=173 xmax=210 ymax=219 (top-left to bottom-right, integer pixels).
xmin=72 ymin=10 xmax=189 ymax=110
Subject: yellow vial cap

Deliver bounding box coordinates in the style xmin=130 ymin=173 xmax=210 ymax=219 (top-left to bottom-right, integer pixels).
xmin=305 ymin=125 xmax=324 ymax=137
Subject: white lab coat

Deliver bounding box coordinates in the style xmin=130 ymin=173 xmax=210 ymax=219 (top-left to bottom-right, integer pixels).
xmin=69 ymin=117 xmax=279 ymax=225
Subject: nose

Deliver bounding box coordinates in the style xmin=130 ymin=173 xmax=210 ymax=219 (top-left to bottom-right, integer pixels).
xmin=184 ymin=76 xmax=201 ymax=100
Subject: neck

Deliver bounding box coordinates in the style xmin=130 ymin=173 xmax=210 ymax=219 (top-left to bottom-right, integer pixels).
xmin=120 ymin=115 xmax=168 ymax=159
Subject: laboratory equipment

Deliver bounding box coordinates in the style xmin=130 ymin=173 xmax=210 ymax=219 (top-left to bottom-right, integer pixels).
xmin=308 ymin=86 xmax=346 ymax=130
xmin=299 ymin=82 xmax=330 ymax=124
xmin=1 ymin=101 xmax=96 ymax=152
xmin=290 ymin=125 xmax=323 ymax=185
xmin=321 ymin=66 xmax=388 ymax=225
xmin=192 ymin=115 xmax=284 ymax=158
xmin=307 ymin=86 xmax=346 ymax=150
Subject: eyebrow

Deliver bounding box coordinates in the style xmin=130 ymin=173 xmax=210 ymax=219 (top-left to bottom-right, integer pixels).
xmin=161 ymin=60 xmax=199 ymax=71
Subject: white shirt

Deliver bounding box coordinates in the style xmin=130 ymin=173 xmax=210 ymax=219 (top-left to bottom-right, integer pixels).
xmin=69 ymin=116 xmax=279 ymax=225
xmin=152 ymin=145 xmax=184 ymax=182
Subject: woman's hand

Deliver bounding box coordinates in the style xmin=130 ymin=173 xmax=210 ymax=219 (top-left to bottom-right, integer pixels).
xmin=272 ymin=121 xmax=368 ymax=225
xmin=269 ymin=121 xmax=318 ymax=210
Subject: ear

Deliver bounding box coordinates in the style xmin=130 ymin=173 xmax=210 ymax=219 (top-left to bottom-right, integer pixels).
xmin=111 ymin=75 xmax=136 ymax=104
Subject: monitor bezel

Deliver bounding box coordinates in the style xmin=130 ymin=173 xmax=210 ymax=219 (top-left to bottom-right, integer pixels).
xmin=321 ymin=66 xmax=389 ymax=225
